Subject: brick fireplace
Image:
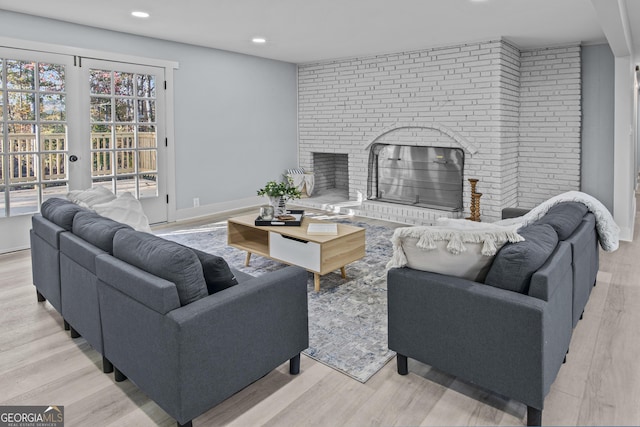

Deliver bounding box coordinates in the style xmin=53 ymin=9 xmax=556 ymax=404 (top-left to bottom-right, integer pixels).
xmin=297 ymin=39 xmax=581 ymax=223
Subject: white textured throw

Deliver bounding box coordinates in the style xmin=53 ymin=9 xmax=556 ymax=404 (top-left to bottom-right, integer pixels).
xmin=499 ymin=191 xmax=620 ymax=252
xmin=386 ymin=224 xmax=524 ymax=269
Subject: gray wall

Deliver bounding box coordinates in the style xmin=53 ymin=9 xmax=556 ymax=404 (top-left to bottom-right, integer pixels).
xmin=581 ymin=44 xmax=615 ymax=212
xmin=0 ymin=11 xmax=298 ymax=211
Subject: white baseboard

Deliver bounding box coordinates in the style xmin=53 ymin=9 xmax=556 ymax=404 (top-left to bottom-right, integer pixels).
xmin=173 ymin=196 xmax=262 ymax=222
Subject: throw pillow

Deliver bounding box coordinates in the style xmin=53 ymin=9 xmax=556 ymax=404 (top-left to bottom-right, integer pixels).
xmin=536 ymin=201 xmax=588 ymax=240
xmin=188 ymin=247 xmax=239 ymax=294
xmin=67 ymin=186 xmax=116 ymax=208
xmin=41 ymin=197 xmax=86 ymax=231
xmin=387 ymin=224 xmax=524 ymax=282
xmin=484 ymin=223 xmax=559 ymax=294
xmin=92 ymin=192 xmax=152 ymax=233
xmin=72 ymin=211 xmax=132 ymax=254
xmin=113 ymin=229 xmax=209 ymax=306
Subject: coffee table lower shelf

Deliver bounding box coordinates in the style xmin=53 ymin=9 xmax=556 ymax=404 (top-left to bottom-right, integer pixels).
xmin=227 ymin=214 xmax=365 ymax=292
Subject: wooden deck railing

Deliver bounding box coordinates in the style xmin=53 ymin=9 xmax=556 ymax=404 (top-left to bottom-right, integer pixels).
xmin=3 ymin=132 xmax=156 ymax=183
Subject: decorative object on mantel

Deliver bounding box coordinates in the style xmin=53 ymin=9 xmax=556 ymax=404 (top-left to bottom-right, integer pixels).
xmin=467 ymin=178 xmax=482 ymax=222
xmin=257 ymin=175 xmax=302 ymax=216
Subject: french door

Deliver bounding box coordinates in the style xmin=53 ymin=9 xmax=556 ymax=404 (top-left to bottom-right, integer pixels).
xmin=0 ymin=48 xmax=167 ymax=223
xmin=79 ymin=59 xmax=167 ymax=223
xmin=0 ymin=49 xmax=79 ymax=216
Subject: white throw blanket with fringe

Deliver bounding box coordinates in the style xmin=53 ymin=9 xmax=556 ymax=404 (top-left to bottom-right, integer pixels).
xmin=387 ymin=224 xmax=524 ymax=269
xmin=497 ymin=191 xmax=620 ymax=252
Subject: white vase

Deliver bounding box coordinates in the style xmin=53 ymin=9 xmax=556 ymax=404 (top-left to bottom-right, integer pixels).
xmin=269 ymin=196 xmax=287 ymax=217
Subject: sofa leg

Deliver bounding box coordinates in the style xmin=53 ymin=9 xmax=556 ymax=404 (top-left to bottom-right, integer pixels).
xmin=63 ymin=320 xmax=70 ymax=331
xmin=114 ymin=367 xmax=127 ymax=382
xmin=527 ymin=406 xmax=542 ymax=426
xmin=177 ymin=421 xmax=192 ymax=427
xmin=289 ymin=354 xmax=301 ymax=375
xmin=36 ymin=290 xmax=46 ymax=302
xmin=69 ymin=326 xmax=80 ymax=339
xmin=103 ymin=356 xmax=114 ymax=374
xmin=397 ymin=354 xmax=408 ymax=375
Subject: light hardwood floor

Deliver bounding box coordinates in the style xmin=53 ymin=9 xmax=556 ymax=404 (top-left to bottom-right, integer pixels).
xmin=1 ymin=206 xmax=639 ymax=426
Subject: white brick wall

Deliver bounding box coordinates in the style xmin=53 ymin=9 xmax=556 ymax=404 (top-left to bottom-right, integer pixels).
xmin=298 ymin=39 xmax=581 ymax=222
xmin=518 ymin=46 xmax=582 ymax=209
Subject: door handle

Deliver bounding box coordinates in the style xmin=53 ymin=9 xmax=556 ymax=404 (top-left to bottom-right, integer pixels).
xmin=69 ymin=155 xmax=78 ymax=162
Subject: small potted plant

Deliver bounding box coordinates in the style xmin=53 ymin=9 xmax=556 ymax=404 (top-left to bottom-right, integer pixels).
xmin=257 ymin=176 xmax=302 ymax=216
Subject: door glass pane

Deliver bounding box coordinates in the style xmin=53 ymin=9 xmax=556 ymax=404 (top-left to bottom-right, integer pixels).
xmin=140 ymin=174 xmax=157 ymax=198
xmin=114 ymin=72 xmax=134 ymax=96
xmin=139 ymin=125 xmax=156 ymax=148
xmin=115 ymin=98 xmax=134 ymax=122
xmin=137 ymin=99 xmax=155 ymax=122
xmin=42 ymin=181 xmax=68 ymax=200
xmin=9 ymin=184 xmax=38 ymax=215
xmin=41 ymin=153 xmax=65 ymax=181
xmin=117 ymin=151 xmax=135 ymax=174
xmin=115 ymin=125 xmax=134 ymax=148
xmin=115 ymin=175 xmax=135 ymax=196
xmin=138 ymin=150 xmax=156 ymax=173
xmin=6 ymin=60 xmax=35 ymax=90
xmin=39 ymin=63 xmax=65 ymax=92
xmin=136 ymin=74 xmax=155 ymax=97
xmin=89 ymin=69 xmax=111 ymax=95
xmin=41 ymin=124 xmax=66 ymax=150
xmin=91 ymin=124 xmax=111 ymax=149
xmin=8 ymin=92 xmax=36 ymax=121
xmin=9 ymin=153 xmax=36 ymax=183
xmin=92 ymin=150 xmax=111 ymax=177
xmin=0 ymin=187 xmax=4 ymax=217
xmin=90 ymin=97 xmax=111 ymax=122
xmin=40 ymin=93 xmax=66 ymax=121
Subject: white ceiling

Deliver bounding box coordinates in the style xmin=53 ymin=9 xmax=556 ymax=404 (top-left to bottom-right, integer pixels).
xmin=0 ymin=0 xmax=638 ymax=64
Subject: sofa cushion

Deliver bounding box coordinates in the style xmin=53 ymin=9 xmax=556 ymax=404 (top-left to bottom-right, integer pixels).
xmin=536 ymin=201 xmax=588 ymax=240
xmin=113 ymin=229 xmax=208 ymax=306
xmin=484 ymin=223 xmax=559 ymax=294
xmin=72 ymin=211 xmax=132 ymax=254
xmin=41 ymin=197 xmax=86 ymax=231
xmin=67 ymin=186 xmax=116 ymax=208
xmin=93 ymin=192 xmax=152 ymax=233
xmin=387 ymin=223 xmax=524 ymax=282
xmin=189 ymin=247 xmax=239 ymax=294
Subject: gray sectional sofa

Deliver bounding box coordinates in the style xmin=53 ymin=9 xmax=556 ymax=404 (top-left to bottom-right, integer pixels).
xmin=31 ymin=197 xmax=309 ymax=427
xmin=388 ymin=202 xmax=600 ymax=426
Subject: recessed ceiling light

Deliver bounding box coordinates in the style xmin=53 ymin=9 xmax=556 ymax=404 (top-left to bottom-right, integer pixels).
xmin=252 ymin=37 xmax=267 ymax=44
xmin=131 ymin=11 xmax=150 ymax=18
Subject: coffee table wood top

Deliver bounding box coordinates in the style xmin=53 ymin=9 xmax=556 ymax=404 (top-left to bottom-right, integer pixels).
xmin=227 ymin=213 xmax=364 ymax=242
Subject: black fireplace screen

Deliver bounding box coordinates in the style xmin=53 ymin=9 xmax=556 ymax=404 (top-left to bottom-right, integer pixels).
xmin=367 ymin=144 xmax=464 ymax=211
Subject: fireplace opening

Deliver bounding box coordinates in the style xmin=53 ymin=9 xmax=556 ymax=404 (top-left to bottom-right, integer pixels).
xmin=312 ymin=152 xmax=349 ymax=194
xmin=367 ymin=144 xmax=464 ymax=211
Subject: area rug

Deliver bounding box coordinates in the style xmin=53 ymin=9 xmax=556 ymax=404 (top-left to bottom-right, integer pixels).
xmin=156 ymin=212 xmax=397 ymax=383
